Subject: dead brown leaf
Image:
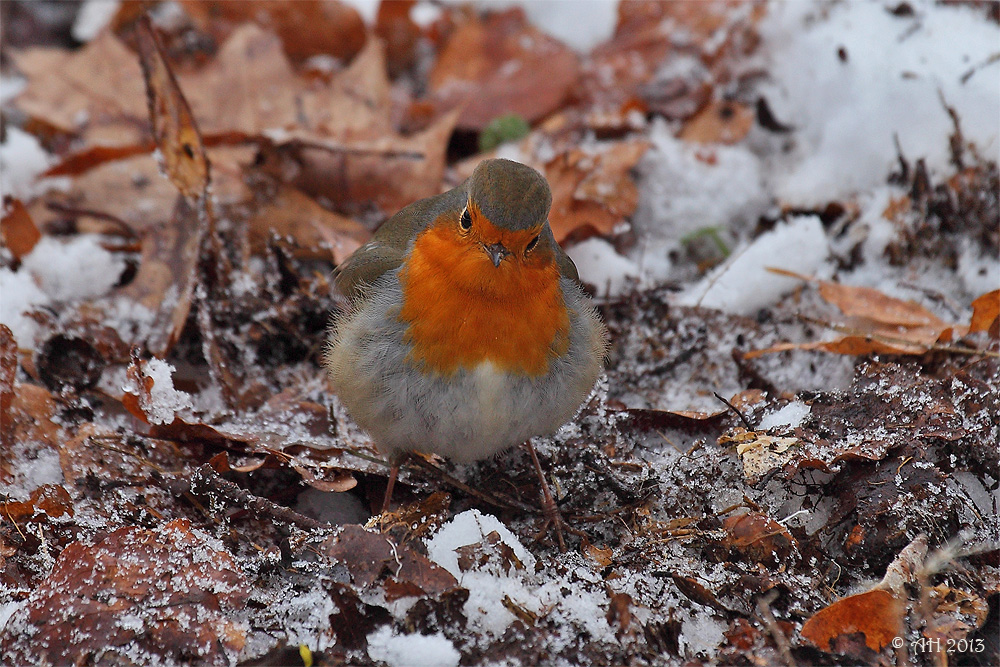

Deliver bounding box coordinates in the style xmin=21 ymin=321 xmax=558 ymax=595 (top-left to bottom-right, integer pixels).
xmin=969 ymin=289 xmax=999 ymax=334
xmin=925 ymin=585 xmax=990 ymax=643
xmin=375 ymin=0 xmax=420 ymax=77
xmin=182 ymin=0 xmax=367 ymax=63
xmin=584 ymin=542 xmax=614 ymax=568
xmin=0 ymin=484 xmax=73 ymax=522
xmin=546 ymin=140 xmax=650 ymax=243
xmin=607 ymin=592 xmax=635 ymax=639
xmin=578 ymin=0 xmax=764 ymax=125
xmin=182 ymin=24 xmax=299 ymax=137
xmin=11 ymin=30 xmax=147 ymax=146
xmin=428 ymin=8 xmax=579 ymax=130
xmin=0 ymin=519 xmax=249 ymax=666
xmin=721 ymin=512 xmax=796 ymax=564
xmin=8 ymin=383 xmax=63 ymax=455
xmin=747 ymin=269 xmax=987 ymax=358
xmin=253 ymin=37 xmax=459 ymax=217
xmin=119 ymin=197 xmax=203 ymax=357
xmin=801 ymin=589 xmax=903 ymax=655
xmin=136 ymin=16 xmax=210 ymax=200
xmin=1 ymin=200 xmax=41 ymax=260
xmin=0 ymin=325 xmax=15 ymax=457
xmin=248 ymin=183 xmax=370 ymax=263
xmin=678 ymin=99 xmax=755 ymax=145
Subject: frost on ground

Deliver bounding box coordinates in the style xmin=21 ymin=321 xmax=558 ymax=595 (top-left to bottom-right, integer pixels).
xmin=2 ymin=1 xmax=998 ymax=666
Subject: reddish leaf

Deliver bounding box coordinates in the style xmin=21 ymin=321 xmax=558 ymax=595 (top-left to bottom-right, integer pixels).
xmin=247 ymin=184 xmax=370 ymax=264
xmin=969 ymin=290 xmax=999 ymax=334
xmin=801 ymin=589 xmax=902 ymax=655
xmin=0 ymin=325 xmax=16 ymax=455
xmin=1 ymin=200 xmax=41 ymax=260
xmin=375 ymin=0 xmax=420 ymax=76
xmin=0 ymin=484 xmax=73 ymax=521
xmin=11 ymin=31 xmax=147 ymax=146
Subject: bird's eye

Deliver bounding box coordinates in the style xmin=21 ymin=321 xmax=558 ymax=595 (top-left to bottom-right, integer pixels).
xmin=526 ymin=234 xmax=539 ymax=252
xmin=460 ymin=207 xmax=472 ymax=231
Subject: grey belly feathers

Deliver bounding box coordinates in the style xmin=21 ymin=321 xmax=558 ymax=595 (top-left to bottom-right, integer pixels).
xmin=324 ymin=269 xmax=605 ymax=462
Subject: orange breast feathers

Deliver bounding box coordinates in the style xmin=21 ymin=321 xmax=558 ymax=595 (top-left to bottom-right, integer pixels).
xmin=397 ymin=214 xmax=570 ymax=377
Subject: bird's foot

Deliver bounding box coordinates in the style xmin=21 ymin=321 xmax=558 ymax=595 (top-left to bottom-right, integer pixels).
xmin=523 ymin=440 xmax=587 ymax=552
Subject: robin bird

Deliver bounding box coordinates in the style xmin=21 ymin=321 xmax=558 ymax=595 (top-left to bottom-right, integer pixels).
xmin=324 ymin=158 xmax=608 ymax=549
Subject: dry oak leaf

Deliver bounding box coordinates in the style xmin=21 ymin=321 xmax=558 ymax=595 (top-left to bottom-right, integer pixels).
xmin=0 ymin=325 xmax=15 ymax=457
xmin=258 ymin=38 xmax=460 ymax=216
xmin=375 ymin=0 xmax=421 ymax=77
xmin=60 ymin=423 xmax=186 ymax=486
xmin=578 ymin=0 xmax=764 ymax=119
xmin=546 ymin=140 xmax=650 ymax=243
xmin=11 ymin=30 xmax=147 ymax=147
xmin=181 ymin=23 xmax=300 ymax=137
xmin=0 ymin=519 xmax=249 ymax=667
xmin=323 ymin=524 xmax=458 ymax=592
xmin=37 ymin=146 xmax=253 ymax=237
xmin=428 ymin=7 xmax=580 ymax=131
xmin=924 ymin=584 xmax=990 ymax=643
xmin=120 ymin=197 xmax=204 ymax=357
xmin=181 ymin=0 xmax=367 ymax=63
xmin=0 ymin=484 xmax=73 ymax=522
xmin=6 ymin=383 xmax=64 ymax=455
xmin=248 ymin=182 xmax=370 ymax=264
xmin=802 ymin=533 xmax=927 ymax=656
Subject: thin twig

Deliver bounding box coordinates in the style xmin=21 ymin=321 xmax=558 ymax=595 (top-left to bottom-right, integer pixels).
xmin=713 ymin=392 xmax=754 ymax=430
xmin=756 ymin=589 xmax=797 ymax=667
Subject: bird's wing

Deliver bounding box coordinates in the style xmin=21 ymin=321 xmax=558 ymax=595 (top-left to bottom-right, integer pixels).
xmin=334 ymin=184 xmax=467 ymax=299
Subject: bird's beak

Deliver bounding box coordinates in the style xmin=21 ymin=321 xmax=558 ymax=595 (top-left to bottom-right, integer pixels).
xmin=484 ymin=242 xmax=510 ymax=267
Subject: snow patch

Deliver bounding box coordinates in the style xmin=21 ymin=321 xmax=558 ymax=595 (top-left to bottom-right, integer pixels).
xmin=426 ymin=509 xmax=535 ymax=578
xmin=759 ymin=1 xmax=1000 ymax=206
xmin=567 ymin=237 xmax=640 ymax=297
xmin=758 ymin=401 xmax=811 ymax=431
xmin=72 ymin=0 xmax=121 ymax=42
xmin=0 ymin=127 xmax=52 ymax=201
xmin=633 ymin=119 xmax=769 ymax=285
xmin=122 ymin=359 xmax=193 ymax=425
xmin=367 ymin=627 xmax=461 ymax=667
xmin=0 ymin=267 xmax=48 ymax=350
xmin=680 ymin=215 xmax=830 ymax=315
xmin=6 ymin=449 xmax=64 ymax=501
xmin=21 ymin=235 xmax=126 ymax=302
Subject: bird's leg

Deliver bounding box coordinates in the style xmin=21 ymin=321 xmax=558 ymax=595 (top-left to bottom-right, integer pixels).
xmin=381 ymin=455 xmax=404 ymax=514
xmin=524 ymin=440 xmax=568 ymax=552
